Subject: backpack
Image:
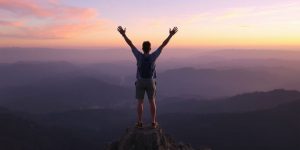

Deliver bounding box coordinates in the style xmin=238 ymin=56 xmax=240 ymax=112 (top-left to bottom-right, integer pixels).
xmin=139 ymin=55 xmax=154 ymax=78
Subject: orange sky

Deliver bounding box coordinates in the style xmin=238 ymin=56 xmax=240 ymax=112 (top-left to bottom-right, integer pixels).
xmin=0 ymin=0 xmax=300 ymax=49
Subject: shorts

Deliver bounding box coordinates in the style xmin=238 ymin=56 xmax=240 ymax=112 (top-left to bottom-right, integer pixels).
xmin=135 ymin=79 xmax=156 ymax=100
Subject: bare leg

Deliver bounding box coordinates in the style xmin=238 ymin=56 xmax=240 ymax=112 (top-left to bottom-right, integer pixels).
xmin=137 ymin=100 xmax=144 ymax=123
xmin=149 ymin=99 xmax=157 ymax=123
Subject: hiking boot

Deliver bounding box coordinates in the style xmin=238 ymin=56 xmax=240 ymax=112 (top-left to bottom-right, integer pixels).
xmin=135 ymin=122 xmax=143 ymax=129
xmin=151 ymin=122 xmax=158 ymax=129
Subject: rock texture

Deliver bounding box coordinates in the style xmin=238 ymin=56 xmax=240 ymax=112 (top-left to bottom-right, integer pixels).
xmin=106 ymin=126 xmax=195 ymax=150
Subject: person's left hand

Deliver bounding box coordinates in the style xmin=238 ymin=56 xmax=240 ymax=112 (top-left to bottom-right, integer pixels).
xmin=117 ymin=26 xmax=126 ymax=35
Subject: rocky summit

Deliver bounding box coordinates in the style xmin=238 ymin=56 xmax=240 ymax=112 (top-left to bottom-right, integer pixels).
xmin=106 ymin=126 xmax=195 ymax=150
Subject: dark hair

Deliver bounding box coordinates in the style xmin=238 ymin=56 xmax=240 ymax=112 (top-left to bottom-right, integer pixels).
xmin=142 ymin=41 xmax=151 ymax=54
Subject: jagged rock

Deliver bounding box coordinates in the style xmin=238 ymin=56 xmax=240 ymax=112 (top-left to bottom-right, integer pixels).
xmin=106 ymin=126 xmax=195 ymax=150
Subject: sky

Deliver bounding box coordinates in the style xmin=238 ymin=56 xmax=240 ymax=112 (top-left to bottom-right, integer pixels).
xmin=0 ymin=0 xmax=300 ymax=49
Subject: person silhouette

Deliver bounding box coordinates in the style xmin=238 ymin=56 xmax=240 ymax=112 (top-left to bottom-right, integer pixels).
xmin=118 ymin=26 xmax=178 ymax=128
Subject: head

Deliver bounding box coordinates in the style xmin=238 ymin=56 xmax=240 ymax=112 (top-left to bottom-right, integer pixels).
xmin=142 ymin=41 xmax=151 ymax=54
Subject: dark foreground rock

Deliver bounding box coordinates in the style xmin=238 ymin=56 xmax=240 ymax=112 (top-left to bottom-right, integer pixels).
xmin=106 ymin=126 xmax=195 ymax=150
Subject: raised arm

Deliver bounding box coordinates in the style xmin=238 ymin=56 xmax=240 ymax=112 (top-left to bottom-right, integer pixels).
xmin=158 ymin=27 xmax=178 ymax=51
xmin=117 ymin=26 xmax=136 ymax=50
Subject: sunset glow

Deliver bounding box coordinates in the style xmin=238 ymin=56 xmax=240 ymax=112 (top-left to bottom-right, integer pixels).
xmin=0 ymin=0 xmax=300 ymax=49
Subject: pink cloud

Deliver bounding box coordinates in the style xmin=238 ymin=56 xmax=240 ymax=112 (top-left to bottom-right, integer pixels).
xmin=0 ymin=0 xmax=109 ymax=39
xmin=0 ymin=0 xmax=52 ymax=17
xmin=0 ymin=20 xmax=23 ymax=27
xmin=19 ymin=21 xmax=106 ymax=39
xmin=0 ymin=21 xmax=107 ymax=39
xmin=48 ymin=0 xmax=60 ymax=5
xmin=0 ymin=0 xmax=98 ymax=19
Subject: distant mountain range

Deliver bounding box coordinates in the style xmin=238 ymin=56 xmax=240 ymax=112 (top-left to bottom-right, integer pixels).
xmin=159 ymin=89 xmax=300 ymax=114
xmin=2 ymin=53 xmax=300 ymax=99
xmin=0 ymin=62 xmax=299 ymax=114
xmin=124 ymin=65 xmax=300 ymax=98
xmin=157 ymin=67 xmax=282 ymax=98
xmin=0 ymin=76 xmax=132 ymax=113
xmin=0 ymin=61 xmax=121 ymax=88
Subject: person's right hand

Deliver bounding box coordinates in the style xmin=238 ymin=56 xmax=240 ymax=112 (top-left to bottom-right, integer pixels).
xmin=117 ymin=26 xmax=126 ymax=35
xmin=169 ymin=27 xmax=178 ymax=36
